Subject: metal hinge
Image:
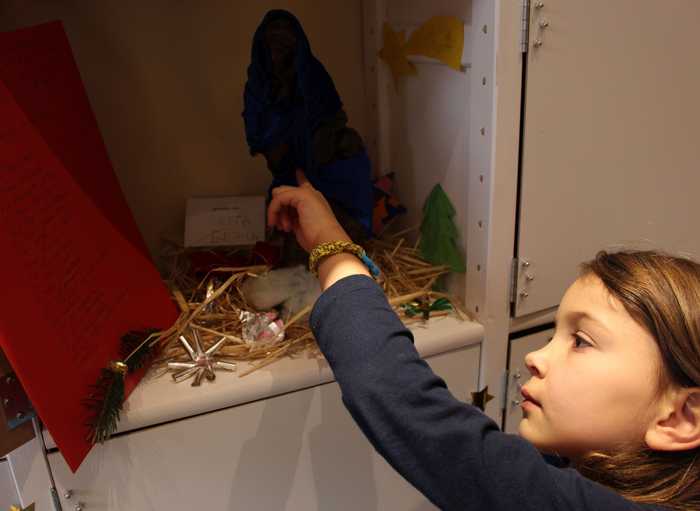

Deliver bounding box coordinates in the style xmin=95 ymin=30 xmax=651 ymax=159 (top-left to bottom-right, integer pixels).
xmin=499 ymin=369 xmax=510 ymax=412
xmin=509 ymin=257 xmax=519 ymax=304
xmin=521 ymin=0 xmax=531 ymax=53
xmin=0 ymin=372 xmax=34 ymax=429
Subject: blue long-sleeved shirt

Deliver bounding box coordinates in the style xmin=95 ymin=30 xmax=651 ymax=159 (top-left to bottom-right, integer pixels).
xmin=309 ymin=275 xmax=664 ymax=511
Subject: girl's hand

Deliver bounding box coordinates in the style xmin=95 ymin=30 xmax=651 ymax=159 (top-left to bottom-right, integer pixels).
xmin=267 ymin=170 xmax=350 ymax=252
xmin=268 ymin=170 xmax=370 ymax=289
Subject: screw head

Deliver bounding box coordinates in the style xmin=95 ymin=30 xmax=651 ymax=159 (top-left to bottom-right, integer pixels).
xmin=539 ymin=19 xmax=550 ymax=28
xmin=535 ymin=1 xmax=544 ymax=8
xmin=64 ymin=490 xmax=73 ymax=499
xmin=533 ymin=39 xmax=543 ymax=48
xmin=520 ymin=292 xmax=529 ymax=298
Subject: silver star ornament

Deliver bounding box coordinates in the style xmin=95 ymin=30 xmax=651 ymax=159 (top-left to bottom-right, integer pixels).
xmin=167 ymin=329 xmax=237 ymax=386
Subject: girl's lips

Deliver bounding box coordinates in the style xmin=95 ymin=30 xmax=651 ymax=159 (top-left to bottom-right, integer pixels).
xmin=521 ymin=387 xmax=542 ymax=408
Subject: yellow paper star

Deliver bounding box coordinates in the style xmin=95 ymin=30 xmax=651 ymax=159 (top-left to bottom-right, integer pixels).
xmin=405 ymin=16 xmax=465 ymax=71
xmin=378 ymin=22 xmax=416 ymax=90
xmin=471 ymin=386 xmax=495 ymax=411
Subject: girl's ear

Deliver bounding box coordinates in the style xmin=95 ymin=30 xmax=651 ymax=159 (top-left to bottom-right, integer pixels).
xmin=645 ymin=389 xmax=700 ymax=451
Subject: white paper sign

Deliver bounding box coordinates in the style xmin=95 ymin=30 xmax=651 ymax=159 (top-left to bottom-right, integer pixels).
xmin=185 ymin=196 xmax=265 ymax=247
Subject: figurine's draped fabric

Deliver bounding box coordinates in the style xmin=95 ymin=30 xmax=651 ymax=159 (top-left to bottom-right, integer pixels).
xmin=243 ymin=9 xmax=373 ymax=234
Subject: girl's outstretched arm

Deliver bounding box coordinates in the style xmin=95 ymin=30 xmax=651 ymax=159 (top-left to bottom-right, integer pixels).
xmin=310 ymin=275 xmax=657 ymax=511
xmin=269 ymin=172 xmax=656 ymax=510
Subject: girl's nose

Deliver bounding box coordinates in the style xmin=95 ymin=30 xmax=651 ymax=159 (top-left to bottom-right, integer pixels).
xmin=525 ymin=345 xmax=548 ymax=378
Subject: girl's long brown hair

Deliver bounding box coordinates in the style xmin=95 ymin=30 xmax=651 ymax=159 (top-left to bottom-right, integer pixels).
xmin=576 ymin=250 xmax=700 ymax=510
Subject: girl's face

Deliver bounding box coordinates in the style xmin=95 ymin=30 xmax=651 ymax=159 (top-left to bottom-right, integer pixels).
xmin=519 ymin=274 xmax=664 ymax=458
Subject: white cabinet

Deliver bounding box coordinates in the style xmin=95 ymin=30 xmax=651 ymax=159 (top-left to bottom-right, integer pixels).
xmin=2 ymin=0 xmax=700 ymax=507
xmin=45 ymin=345 xmax=479 ymax=511
xmin=5 ymin=438 xmax=54 ymax=511
xmin=0 ymin=459 xmax=20 ymax=510
xmin=514 ymin=0 xmax=700 ymax=317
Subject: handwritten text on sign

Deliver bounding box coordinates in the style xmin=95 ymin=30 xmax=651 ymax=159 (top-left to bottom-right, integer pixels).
xmin=185 ymin=196 xmax=265 ymax=247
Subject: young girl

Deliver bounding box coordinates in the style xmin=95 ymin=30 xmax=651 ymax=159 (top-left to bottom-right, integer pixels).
xmin=267 ymin=171 xmax=700 ymax=510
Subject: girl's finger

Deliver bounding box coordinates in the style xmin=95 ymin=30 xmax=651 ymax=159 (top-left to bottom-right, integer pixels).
xmin=268 ymin=189 xmax=303 ymax=228
xmin=271 ymin=184 xmax=296 ymax=196
xmin=267 ymin=194 xmax=289 ymax=227
xmin=296 ymin=169 xmax=311 ymax=188
xmin=288 ymin=208 xmax=299 ymax=232
xmin=275 ymin=206 xmax=287 ymax=231
xmin=281 ymin=205 xmax=292 ymax=232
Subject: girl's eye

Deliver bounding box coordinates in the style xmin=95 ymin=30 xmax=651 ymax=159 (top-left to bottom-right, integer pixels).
xmin=573 ymin=333 xmax=593 ymax=349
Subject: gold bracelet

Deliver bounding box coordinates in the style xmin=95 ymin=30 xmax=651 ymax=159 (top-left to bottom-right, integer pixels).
xmin=308 ymin=241 xmax=380 ymax=278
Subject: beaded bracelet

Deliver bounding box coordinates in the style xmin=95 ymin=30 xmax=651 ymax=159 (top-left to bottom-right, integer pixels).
xmin=308 ymin=241 xmax=381 ymax=278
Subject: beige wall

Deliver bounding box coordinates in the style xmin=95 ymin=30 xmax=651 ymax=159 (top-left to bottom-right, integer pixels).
xmin=0 ymin=1 xmax=368 ymax=260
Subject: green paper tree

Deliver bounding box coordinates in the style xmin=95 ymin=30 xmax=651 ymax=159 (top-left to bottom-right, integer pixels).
xmin=418 ymin=184 xmax=465 ymax=272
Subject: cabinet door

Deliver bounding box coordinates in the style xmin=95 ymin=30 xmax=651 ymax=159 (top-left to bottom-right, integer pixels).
xmin=515 ymin=0 xmax=700 ymax=316
xmin=5 ymin=436 xmax=54 ymax=511
xmin=45 ymin=345 xmax=479 ymax=511
xmin=503 ymin=328 xmax=553 ymax=434
xmin=0 ymin=459 xmax=20 ymax=510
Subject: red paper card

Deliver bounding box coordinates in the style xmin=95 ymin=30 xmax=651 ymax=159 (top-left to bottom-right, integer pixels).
xmin=0 ymin=22 xmax=178 ymax=472
xmin=0 ymin=21 xmax=149 ymax=256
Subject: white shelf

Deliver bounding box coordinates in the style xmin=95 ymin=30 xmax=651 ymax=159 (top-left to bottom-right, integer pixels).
xmin=45 ymin=317 xmax=484 ymax=449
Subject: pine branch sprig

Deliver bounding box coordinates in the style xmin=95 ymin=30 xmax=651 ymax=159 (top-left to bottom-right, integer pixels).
xmin=84 ymin=364 xmax=126 ymax=444
xmin=85 ymin=329 xmax=161 ymax=444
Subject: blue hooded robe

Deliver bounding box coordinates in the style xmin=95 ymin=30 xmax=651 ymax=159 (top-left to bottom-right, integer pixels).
xmin=243 ymin=9 xmax=373 ymax=235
